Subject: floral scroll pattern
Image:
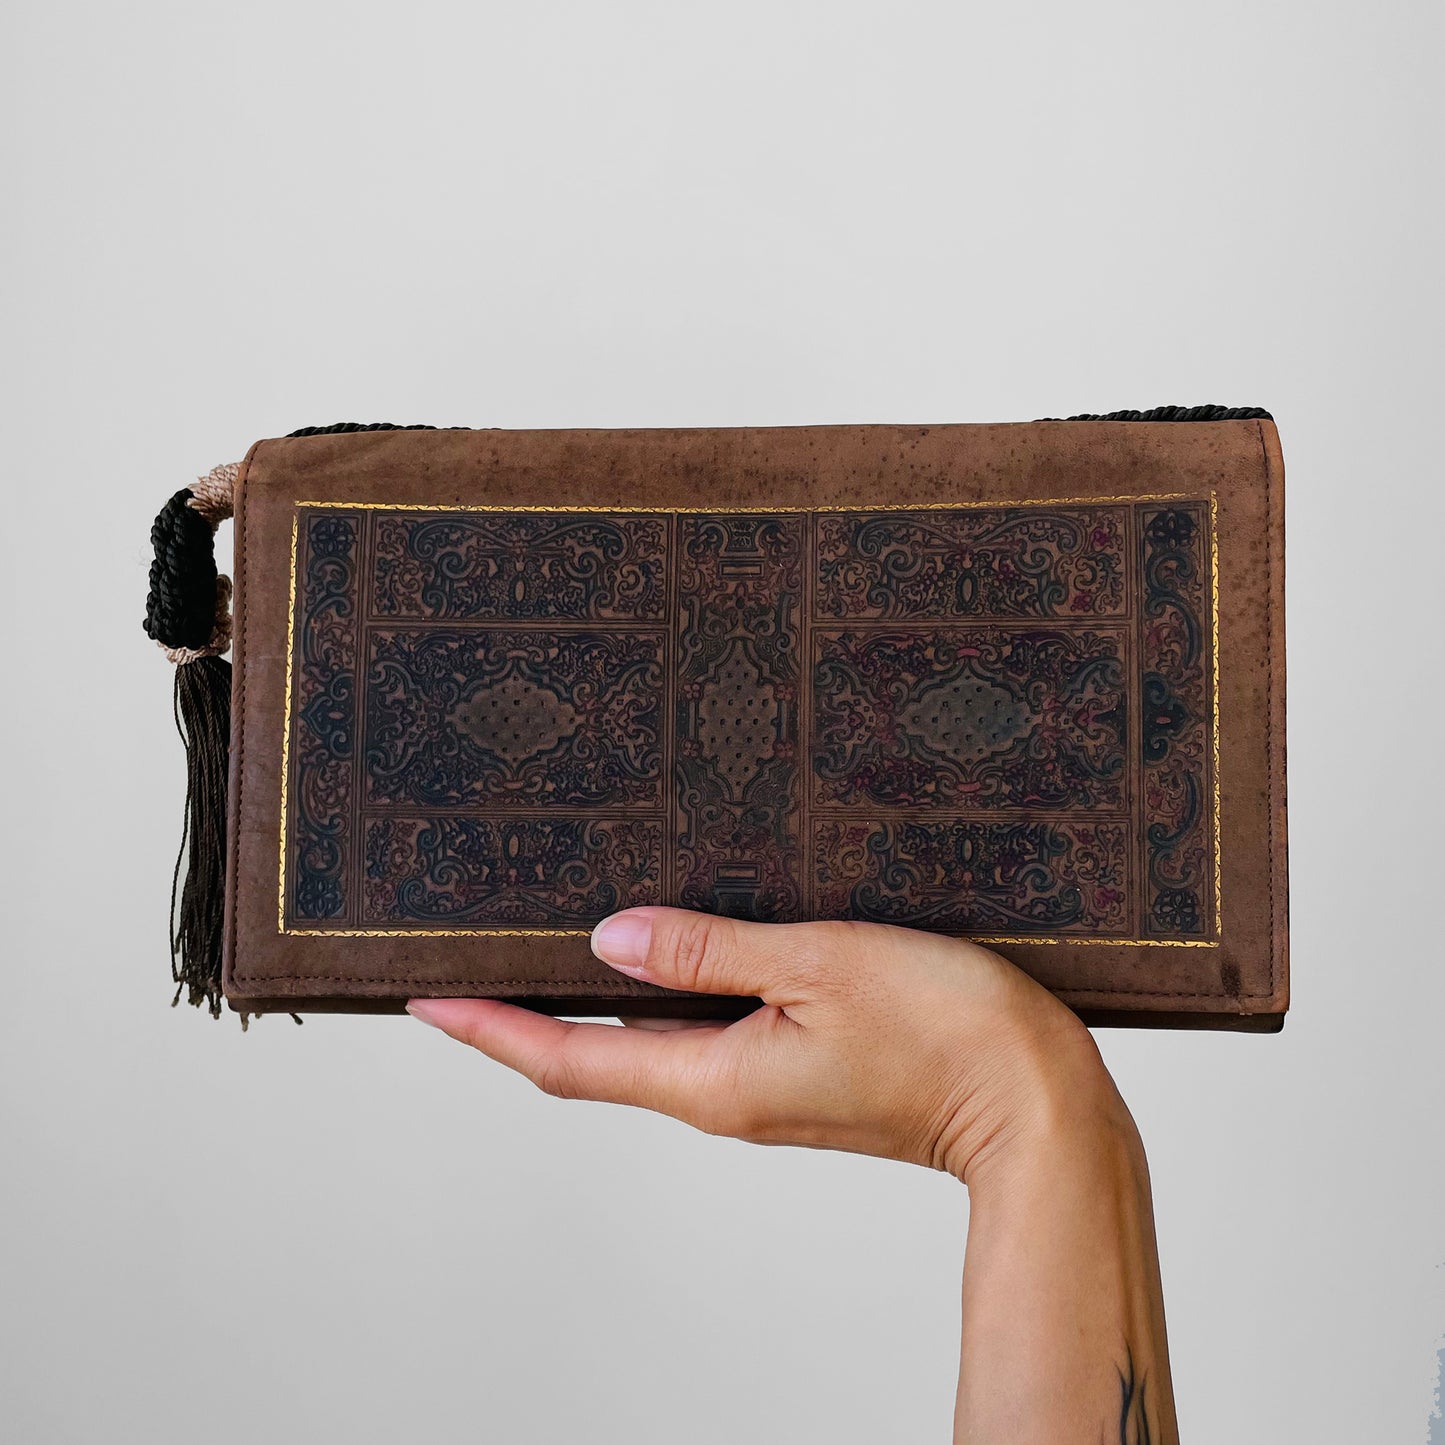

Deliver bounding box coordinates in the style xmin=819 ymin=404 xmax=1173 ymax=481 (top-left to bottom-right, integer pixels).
xmin=292 ymin=514 xmax=360 ymax=920
xmin=814 ymin=818 xmax=1130 ymax=934
xmin=812 ymin=628 xmax=1127 ymax=811
xmin=1139 ymin=505 xmax=1212 ymax=936
xmin=363 ymin=629 xmax=663 ymax=808
xmin=372 ymin=513 xmax=667 ymax=620
xmin=363 ymin=817 xmax=662 ymax=925
xmin=816 ymin=509 xmax=1127 ymax=620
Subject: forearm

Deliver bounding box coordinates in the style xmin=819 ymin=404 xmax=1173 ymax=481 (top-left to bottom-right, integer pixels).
xmin=953 ymin=1078 xmax=1178 ymax=1444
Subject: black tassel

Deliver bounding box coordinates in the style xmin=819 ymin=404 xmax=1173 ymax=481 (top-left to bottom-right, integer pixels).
xmin=170 ymin=655 xmax=232 ymax=1016
xmin=146 ymin=478 xmax=236 ymax=1017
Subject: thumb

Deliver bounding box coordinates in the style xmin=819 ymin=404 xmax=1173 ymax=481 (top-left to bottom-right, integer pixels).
xmin=590 ymin=906 xmax=847 ymax=1005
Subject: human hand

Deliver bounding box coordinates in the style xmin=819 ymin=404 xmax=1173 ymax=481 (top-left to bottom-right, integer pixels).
xmin=408 ymin=907 xmax=1177 ymax=1440
xmin=406 ymin=906 xmax=1129 ymax=1186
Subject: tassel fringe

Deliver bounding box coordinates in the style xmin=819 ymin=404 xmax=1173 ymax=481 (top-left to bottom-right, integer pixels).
xmin=170 ymin=655 xmax=231 ymax=1016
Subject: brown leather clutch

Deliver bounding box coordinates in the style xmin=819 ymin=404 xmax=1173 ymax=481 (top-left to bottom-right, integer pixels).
xmin=144 ymin=410 xmax=1288 ymax=1029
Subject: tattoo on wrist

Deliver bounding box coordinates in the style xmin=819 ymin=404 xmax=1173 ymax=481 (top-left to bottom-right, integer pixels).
xmin=1111 ymin=1343 xmax=1160 ymax=1445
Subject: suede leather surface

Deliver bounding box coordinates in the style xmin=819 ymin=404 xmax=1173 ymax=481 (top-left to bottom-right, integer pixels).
xmin=222 ymin=421 xmax=1288 ymax=1028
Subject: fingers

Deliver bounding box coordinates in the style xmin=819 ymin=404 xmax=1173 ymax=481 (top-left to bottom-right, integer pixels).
xmin=589 ymin=906 xmax=856 ymax=1004
xmin=406 ymin=998 xmax=717 ymax=1118
xmin=617 ymin=1016 xmax=722 ymax=1032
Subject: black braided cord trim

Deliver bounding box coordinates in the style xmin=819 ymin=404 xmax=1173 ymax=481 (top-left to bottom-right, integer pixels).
xmin=1037 ymin=404 xmax=1272 ymax=422
xmin=143 ymin=488 xmax=222 ymax=651
xmin=286 ymin=421 xmax=446 ymax=437
xmin=290 ymin=411 xmax=1276 ymax=438
xmin=289 ymin=409 xmax=1275 ymax=435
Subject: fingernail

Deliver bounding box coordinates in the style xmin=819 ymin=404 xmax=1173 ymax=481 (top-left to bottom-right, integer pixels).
xmin=590 ymin=911 xmax=653 ymax=976
xmin=406 ymin=1000 xmax=445 ymax=1029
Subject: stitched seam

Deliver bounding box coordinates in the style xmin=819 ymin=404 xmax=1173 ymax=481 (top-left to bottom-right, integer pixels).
xmin=1261 ymin=418 xmax=1278 ymax=1002
xmin=229 ymin=976 xmax=1243 ymax=998
xmin=228 ymin=443 xmax=255 ymax=994
xmin=233 ymin=977 xmax=675 ymax=989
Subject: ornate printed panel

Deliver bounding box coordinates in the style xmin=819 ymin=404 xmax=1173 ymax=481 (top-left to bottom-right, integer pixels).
xmin=290 ymin=513 xmax=360 ymax=921
xmin=282 ymin=498 xmax=1217 ymax=941
xmin=673 ymin=515 xmax=803 ymax=921
xmin=363 ymin=629 xmax=664 ymax=808
xmin=813 ymin=628 xmax=1128 ymax=811
xmin=814 ymin=819 xmax=1131 ymax=935
xmin=371 ymin=513 xmax=667 ymax=620
xmin=362 ymin=816 xmax=663 ymax=925
xmin=1138 ymin=503 xmax=1214 ymax=937
xmin=815 ymin=508 xmax=1127 ymax=619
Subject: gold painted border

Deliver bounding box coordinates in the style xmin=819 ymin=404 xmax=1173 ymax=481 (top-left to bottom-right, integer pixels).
xmin=278 ymin=494 xmax=1223 ymax=948
xmin=294 ymin=493 xmax=1198 ymax=514
xmin=1210 ymin=493 xmax=1224 ymax=933
xmin=282 ymin=927 xmax=1214 ymax=945
xmin=278 ymin=512 xmax=300 ymax=935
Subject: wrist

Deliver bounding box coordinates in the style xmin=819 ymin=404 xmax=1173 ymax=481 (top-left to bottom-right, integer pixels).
xmin=944 ymin=1019 xmax=1143 ymax=1195
xmin=967 ymin=1078 xmax=1146 ymax=1207
xmin=948 ymin=1037 xmax=1176 ymax=1445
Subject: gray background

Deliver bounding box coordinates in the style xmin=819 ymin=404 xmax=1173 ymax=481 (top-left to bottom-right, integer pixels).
xmin=3 ymin=2 xmax=1442 ymax=1440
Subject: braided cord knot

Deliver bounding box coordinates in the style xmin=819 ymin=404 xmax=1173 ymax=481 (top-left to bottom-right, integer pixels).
xmin=144 ymin=462 xmax=239 ymax=663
